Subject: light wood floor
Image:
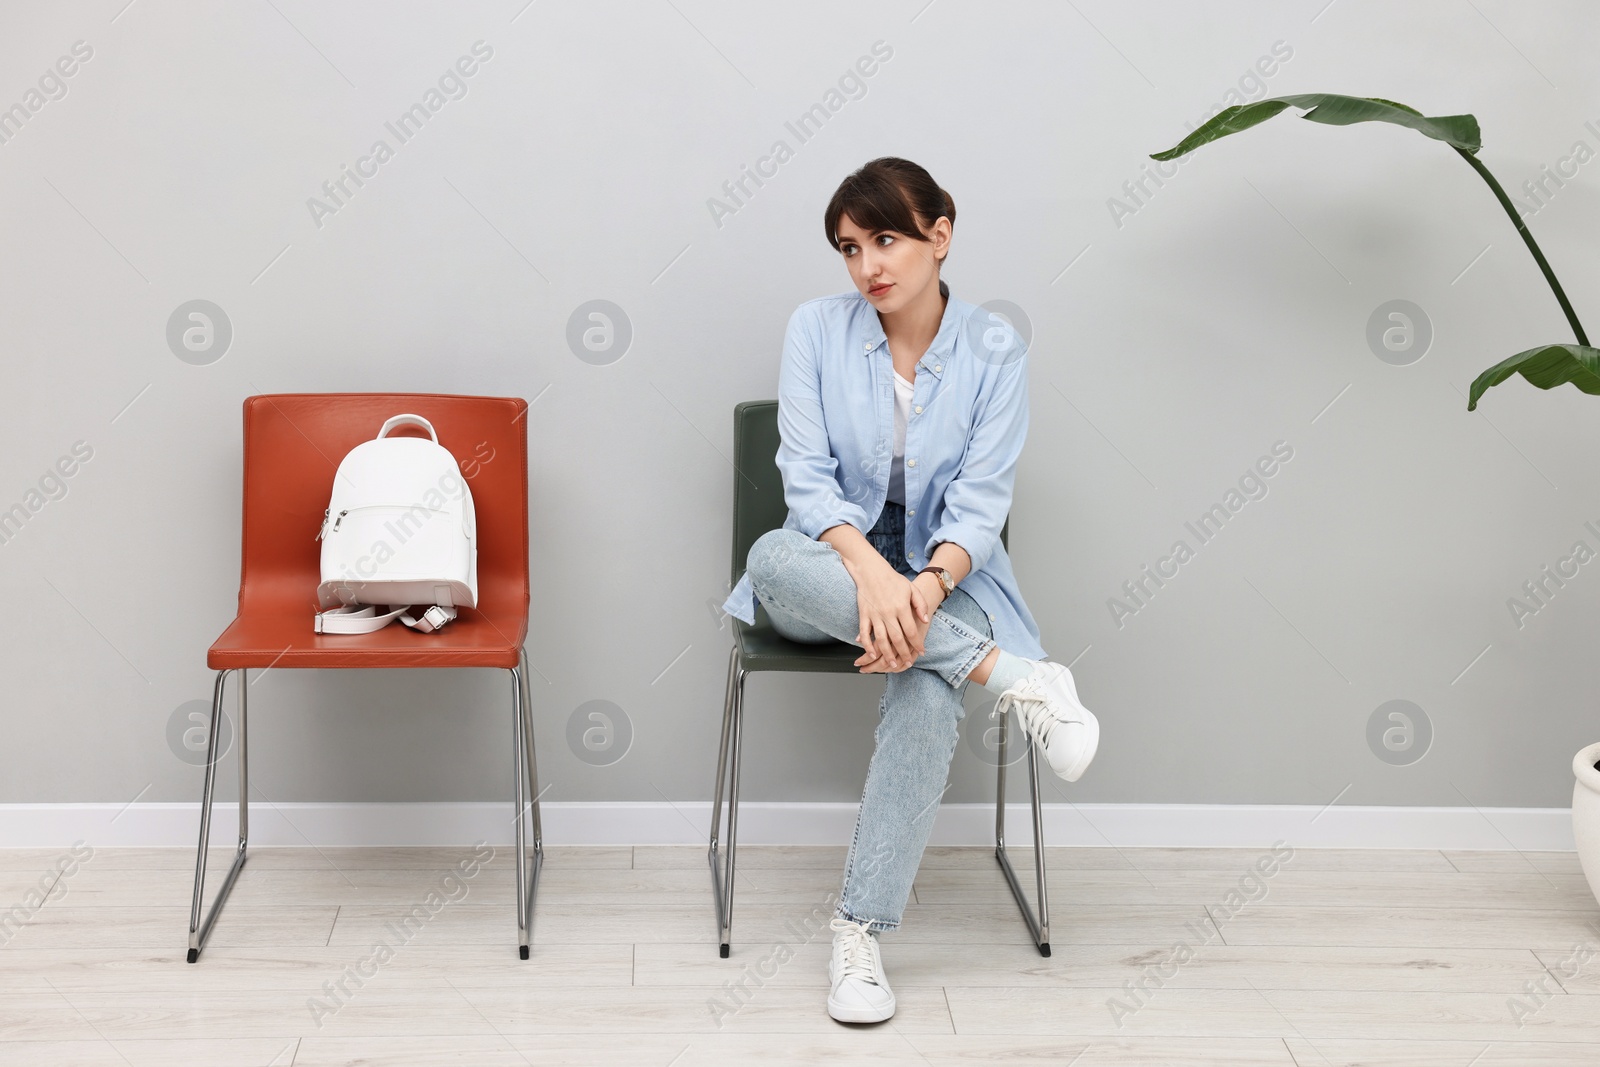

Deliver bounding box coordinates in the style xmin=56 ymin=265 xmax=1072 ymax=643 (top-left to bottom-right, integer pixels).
xmin=2 ymin=843 xmax=1599 ymax=1065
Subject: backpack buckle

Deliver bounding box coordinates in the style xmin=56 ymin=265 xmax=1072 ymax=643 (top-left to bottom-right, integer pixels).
xmin=410 ymin=605 xmax=457 ymax=633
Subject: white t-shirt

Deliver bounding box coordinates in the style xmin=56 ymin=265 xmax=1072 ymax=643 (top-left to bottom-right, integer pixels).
xmin=886 ymin=368 xmax=914 ymax=505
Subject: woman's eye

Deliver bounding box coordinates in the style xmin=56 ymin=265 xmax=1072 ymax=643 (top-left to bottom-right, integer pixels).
xmin=878 ymin=234 xmax=895 ymax=247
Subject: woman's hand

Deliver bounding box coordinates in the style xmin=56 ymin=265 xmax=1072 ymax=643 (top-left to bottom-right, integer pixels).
xmin=843 ymin=559 xmax=944 ymax=673
xmin=861 ymin=573 xmax=946 ymax=672
xmin=844 ymin=563 xmax=940 ymax=671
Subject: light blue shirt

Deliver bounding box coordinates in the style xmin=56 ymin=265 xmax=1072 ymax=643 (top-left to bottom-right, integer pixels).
xmin=722 ymin=278 xmax=1047 ymax=661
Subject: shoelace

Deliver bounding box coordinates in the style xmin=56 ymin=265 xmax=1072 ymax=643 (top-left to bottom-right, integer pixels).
xmin=994 ymin=674 xmax=1062 ymax=751
xmin=830 ymin=917 xmax=881 ymax=984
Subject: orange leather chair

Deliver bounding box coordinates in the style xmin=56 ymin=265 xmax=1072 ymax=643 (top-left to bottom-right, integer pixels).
xmin=188 ymin=393 xmax=543 ymax=961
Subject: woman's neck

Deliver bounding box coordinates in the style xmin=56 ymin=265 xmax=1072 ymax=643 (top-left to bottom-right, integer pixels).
xmin=879 ymin=276 xmax=946 ymax=372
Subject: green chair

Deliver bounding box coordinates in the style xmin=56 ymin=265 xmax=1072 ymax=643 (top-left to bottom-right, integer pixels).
xmin=709 ymin=399 xmax=1051 ymax=958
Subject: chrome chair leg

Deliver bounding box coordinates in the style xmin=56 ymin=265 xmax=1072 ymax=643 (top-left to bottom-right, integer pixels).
xmin=707 ymin=647 xmax=736 ymax=951
xmin=188 ymin=668 xmax=250 ymax=963
xmin=238 ymin=665 xmax=249 ymax=851
xmin=510 ymin=648 xmax=541 ymax=959
xmin=519 ymin=647 xmax=544 ymax=858
xmin=994 ymin=706 xmax=1051 ymax=957
xmin=511 ymin=659 xmax=529 ymax=959
xmin=708 ymin=647 xmax=737 ymax=850
xmin=708 ymin=646 xmax=745 ymax=957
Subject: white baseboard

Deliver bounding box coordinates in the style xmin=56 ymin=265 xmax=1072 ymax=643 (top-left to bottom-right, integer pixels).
xmin=0 ymin=802 xmax=1576 ymax=851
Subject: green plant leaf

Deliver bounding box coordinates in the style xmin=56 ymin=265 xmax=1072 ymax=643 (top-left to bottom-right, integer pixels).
xmin=1467 ymin=343 xmax=1600 ymax=410
xmin=1150 ymin=93 xmax=1482 ymax=161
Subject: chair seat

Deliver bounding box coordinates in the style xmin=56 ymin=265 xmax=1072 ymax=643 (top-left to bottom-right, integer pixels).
xmin=207 ymin=605 xmax=528 ymax=670
xmin=733 ymin=605 xmax=865 ymax=674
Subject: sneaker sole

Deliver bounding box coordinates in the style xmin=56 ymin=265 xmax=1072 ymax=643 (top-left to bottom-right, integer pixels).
xmin=826 ymin=995 xmax=897 ymax=1024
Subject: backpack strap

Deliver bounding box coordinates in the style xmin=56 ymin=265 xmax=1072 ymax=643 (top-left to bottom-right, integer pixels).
xmin=313 ymin=604 xmax=459 ymax=634
xmin=314 ymin=604 xmax=408 ymax=634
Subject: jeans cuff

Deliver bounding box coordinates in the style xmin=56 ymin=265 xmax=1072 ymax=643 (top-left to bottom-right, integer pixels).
xmin=835 ymin=903 xmax=899 ymax=934
xmin=953 ymin=636 xmax=997 ymax=687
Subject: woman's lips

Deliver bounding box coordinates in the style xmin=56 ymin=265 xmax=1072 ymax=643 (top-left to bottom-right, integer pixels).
xmin=868 ymin=283 xmax=892 ymax=296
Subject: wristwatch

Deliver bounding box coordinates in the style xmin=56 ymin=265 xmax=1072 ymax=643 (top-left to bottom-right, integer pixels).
xmin=918 ymin=565 xmax=956 ymax=596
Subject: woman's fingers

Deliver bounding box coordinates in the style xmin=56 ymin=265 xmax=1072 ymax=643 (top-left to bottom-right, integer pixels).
xmin=877 ymin=612 xmax=915 ymax=668
xmin=865 ymin=635 xmax=913 ymax=672
xmin=906 ymin=586 xmax=930 ymax=654
xmin=855 ymin=620 xmax=879 ymax=666
xmin=857 ymin=611 xmax=888 ymax=669
xmin=891 ymin=612 xmax=919 ymax=664
xmin=908 ymin=585 xmax=934 ymax=627
xmin=868 ymin=613 xmax=901 ymax=668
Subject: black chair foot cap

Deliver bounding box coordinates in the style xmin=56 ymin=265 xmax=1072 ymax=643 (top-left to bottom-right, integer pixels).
xmin=519 ymin=945 xmax=529 ymax=960
xmin=1038 ymin=943 xmax=1052 ymax=958
xmin=719 ymin=943 xmax=730 ymax=958
xmin=186 ymin=948 xmax=199 ymax=963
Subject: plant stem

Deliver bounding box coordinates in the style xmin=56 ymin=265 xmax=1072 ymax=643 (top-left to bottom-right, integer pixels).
xmin=1453 ymin=146 xmax=1589 ymax=346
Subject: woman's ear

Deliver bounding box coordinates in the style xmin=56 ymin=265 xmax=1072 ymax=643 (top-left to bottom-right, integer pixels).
xmin=930 ymin=215 xmax=952 ymax=262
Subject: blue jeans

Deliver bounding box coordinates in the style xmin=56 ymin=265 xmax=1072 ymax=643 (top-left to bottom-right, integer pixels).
xmin=744 ymin=500 xmax=998 ymax=932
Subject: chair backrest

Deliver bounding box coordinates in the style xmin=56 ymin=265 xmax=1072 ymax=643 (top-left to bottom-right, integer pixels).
xmin=731 ymin=399 xmax=1006 ymax=584
xmin=233 ymin=394 xmax=529 ymax=618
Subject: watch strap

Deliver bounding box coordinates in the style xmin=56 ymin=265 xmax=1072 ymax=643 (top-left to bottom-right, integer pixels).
xmin=918 ymin=566 xmax=955 ymax=595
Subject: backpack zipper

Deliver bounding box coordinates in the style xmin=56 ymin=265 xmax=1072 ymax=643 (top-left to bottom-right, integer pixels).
xmin=318 ymin=504 xmax=449 ymax=540
xmin=315 ymin=508 xmax=346 ymax=540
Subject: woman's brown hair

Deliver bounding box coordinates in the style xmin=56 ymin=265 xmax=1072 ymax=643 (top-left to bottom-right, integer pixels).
xmin=824 ymin=157 xmax=956 ymax=265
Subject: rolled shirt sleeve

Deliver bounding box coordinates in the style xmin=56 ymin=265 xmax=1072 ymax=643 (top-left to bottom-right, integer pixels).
xmin=775 ymin=305 xmax=874 ymax=539
xmin=923 ymin=346 xmax=1028 ymax=574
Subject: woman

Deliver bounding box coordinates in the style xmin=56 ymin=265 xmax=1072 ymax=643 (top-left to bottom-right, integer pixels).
xmin=720 ymin=157 xmax=1099 ymax=1024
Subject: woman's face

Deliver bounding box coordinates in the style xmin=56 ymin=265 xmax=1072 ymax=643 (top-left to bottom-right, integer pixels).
xmin=835 ymin=211 xmax=950 ymax=314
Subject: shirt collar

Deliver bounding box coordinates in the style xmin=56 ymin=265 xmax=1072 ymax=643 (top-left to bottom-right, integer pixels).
xmin=859 ymin=277 xmax=959 ymax=378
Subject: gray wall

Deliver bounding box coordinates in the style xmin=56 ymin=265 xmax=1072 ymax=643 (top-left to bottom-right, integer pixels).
xmin=4 ymin=0 xmax=1599 ymax=813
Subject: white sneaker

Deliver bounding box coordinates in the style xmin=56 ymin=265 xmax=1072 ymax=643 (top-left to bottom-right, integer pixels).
xmin=996 ymin=660 xmax=1100 ymax=781
xmin=827 ymin=916 xmax=895 ymax=1023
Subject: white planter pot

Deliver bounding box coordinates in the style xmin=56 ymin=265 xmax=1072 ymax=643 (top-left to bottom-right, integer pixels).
xmin=1573 ymin=742 xmax=1600 ymax=908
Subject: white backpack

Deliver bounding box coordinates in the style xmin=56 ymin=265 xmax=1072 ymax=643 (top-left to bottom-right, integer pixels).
xmin=312 ymin=414 xmax=478 ymax=634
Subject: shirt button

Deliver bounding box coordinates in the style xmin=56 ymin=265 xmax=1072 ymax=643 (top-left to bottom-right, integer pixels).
xmin=934 ymin=364 xmax=942 ymax=372
xmin=907 ymin=509 xmax=915 ymax=516
xmin=907 ymin=458 xmax=916 ymax=467
xmin=914 ymin=405 xmax=922 ymax=414
xmin=864 ymin=342 xmax=872 ymax=352
xmin=907 ymin=551 xmax=914 ymax=560
xmin=988 ymin=613 xmax=995 ymax=621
